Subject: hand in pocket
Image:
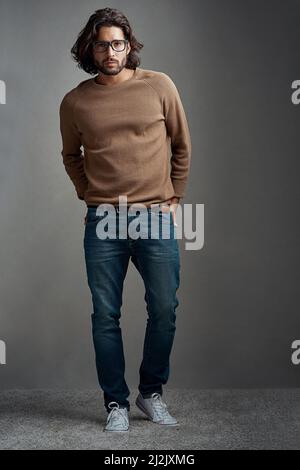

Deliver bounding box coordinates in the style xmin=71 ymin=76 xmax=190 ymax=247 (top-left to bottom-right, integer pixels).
xmin=169 ymin=204 xmax=178 ymax=226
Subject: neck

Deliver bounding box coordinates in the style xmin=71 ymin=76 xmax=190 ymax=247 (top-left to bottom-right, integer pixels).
xmin=96 ymin=68 xmax=134 ymax=86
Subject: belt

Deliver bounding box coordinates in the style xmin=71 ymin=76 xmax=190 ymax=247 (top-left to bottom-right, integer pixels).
xmin=87 ymin=204 xmax=171 ymax=213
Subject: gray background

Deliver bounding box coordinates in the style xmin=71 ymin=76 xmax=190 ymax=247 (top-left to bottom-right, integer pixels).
xmin=0 ymin=0 xmax=299 ymax=389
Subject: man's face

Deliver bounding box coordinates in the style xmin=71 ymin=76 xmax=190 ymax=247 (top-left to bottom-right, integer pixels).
xmin=92 ymin=26 xmax=131 ymax=76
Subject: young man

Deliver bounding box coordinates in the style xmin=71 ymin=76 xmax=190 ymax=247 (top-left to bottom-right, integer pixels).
xmin=59 ymin=8 xmax=192 ymax=432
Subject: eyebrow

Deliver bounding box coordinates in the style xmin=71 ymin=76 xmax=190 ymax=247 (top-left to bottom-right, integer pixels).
xmin=96 ymin=39 xmax=125 ymax=42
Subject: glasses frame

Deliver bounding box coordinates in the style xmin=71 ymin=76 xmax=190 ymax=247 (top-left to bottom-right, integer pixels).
xmin=92 ymin=39 xmax=129 ymax=53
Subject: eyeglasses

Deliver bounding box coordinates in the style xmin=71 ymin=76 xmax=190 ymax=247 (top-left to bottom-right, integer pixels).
xmin=92 ymin=40 xmax=128 ymax=53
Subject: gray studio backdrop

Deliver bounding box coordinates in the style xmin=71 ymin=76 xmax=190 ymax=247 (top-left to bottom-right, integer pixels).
xmin=0 ymin=0 xmax=299 ymax=389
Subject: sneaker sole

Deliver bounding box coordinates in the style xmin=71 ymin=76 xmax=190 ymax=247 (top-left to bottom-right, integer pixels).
xmin=104 ymin=424 xmax=129 ymax=432
xmin=135 ymin=397 xmax=178 ymax=426
xmin=104 ymin=428 xmax=129 ymax=432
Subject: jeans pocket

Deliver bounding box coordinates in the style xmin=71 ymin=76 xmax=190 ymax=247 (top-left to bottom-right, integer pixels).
xmin=161 ymin=211 xmax=174 ymax=225
xmin=86 ymin=210 xmax=104 ymax=224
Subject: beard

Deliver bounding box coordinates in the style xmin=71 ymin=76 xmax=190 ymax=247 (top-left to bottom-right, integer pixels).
xmin=95 ymin=57 xmax=127 ymax=76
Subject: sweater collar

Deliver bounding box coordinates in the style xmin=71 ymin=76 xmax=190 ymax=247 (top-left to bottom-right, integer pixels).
xmin=91 ymin=67 xmax=140 ymax=90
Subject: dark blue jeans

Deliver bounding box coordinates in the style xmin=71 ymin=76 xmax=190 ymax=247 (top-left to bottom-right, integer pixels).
xmin=83 ymin=206 xmax=180 ymax=412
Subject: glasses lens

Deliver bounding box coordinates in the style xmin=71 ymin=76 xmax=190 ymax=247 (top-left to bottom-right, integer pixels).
xmin=94 ymin=42 xmax=106 ymax=52
xmin=112 ymin=40 xmax=126 ymax=51
xmin=93 ymin=40 xmax=126 ymax=52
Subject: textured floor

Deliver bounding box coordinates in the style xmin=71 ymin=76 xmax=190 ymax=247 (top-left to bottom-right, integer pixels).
xmin=0 ymin=389 xmax=299 ymax=450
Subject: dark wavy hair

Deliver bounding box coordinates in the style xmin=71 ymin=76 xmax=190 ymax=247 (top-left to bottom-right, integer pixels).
xmin=70 ymin=7 xmax=144 ymax=75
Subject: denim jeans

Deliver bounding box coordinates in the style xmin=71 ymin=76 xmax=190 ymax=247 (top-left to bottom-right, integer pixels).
xmin=83 ymin=206 xmax=180 ymax=412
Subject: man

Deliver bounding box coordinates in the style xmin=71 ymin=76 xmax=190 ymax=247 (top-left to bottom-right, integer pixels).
xmin=59 ymin=7 xmax=192 ymax=432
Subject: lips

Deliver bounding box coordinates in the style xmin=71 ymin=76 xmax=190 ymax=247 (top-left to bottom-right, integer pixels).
xmin=106 ymin=61 xmax=117 ymax=65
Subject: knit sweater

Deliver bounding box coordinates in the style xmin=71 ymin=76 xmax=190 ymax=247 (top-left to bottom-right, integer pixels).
xmin=59 ymin=67 xmax=192 ymax=207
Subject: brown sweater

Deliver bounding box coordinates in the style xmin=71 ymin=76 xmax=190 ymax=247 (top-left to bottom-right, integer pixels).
xmin=59 ymin=67 xmax=192 ymax=207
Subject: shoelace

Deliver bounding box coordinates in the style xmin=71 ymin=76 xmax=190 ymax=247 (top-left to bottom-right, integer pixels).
xmin=107 ymin=402 xmax=128 ymax=426
xmin=151 ymin=393 xmax=171 ymax=419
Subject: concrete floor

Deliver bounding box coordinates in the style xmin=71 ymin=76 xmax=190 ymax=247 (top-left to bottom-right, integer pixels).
xmin=0 ymin=389 xmax=299 ymax=450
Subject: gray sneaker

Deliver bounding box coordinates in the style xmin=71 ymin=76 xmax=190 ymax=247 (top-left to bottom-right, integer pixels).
xmin=136 ymin=392 xmax=178 ymax=425
xmin=104 ymin=401 xmax=129 ymax=432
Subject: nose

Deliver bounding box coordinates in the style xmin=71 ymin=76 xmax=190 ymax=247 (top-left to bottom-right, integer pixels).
xmin=107 ymin=44 xmax=116 ymax=57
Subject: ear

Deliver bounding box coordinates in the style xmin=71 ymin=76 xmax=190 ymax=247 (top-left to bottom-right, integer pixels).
xmin=126 ymin=41 xmax=131 ymax=55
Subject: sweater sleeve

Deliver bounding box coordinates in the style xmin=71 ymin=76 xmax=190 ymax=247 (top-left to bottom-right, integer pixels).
xmin=59 ymin=92 xmax=88 ymax=200
xmin=161 ymin=73 xmax=192 ymax=199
